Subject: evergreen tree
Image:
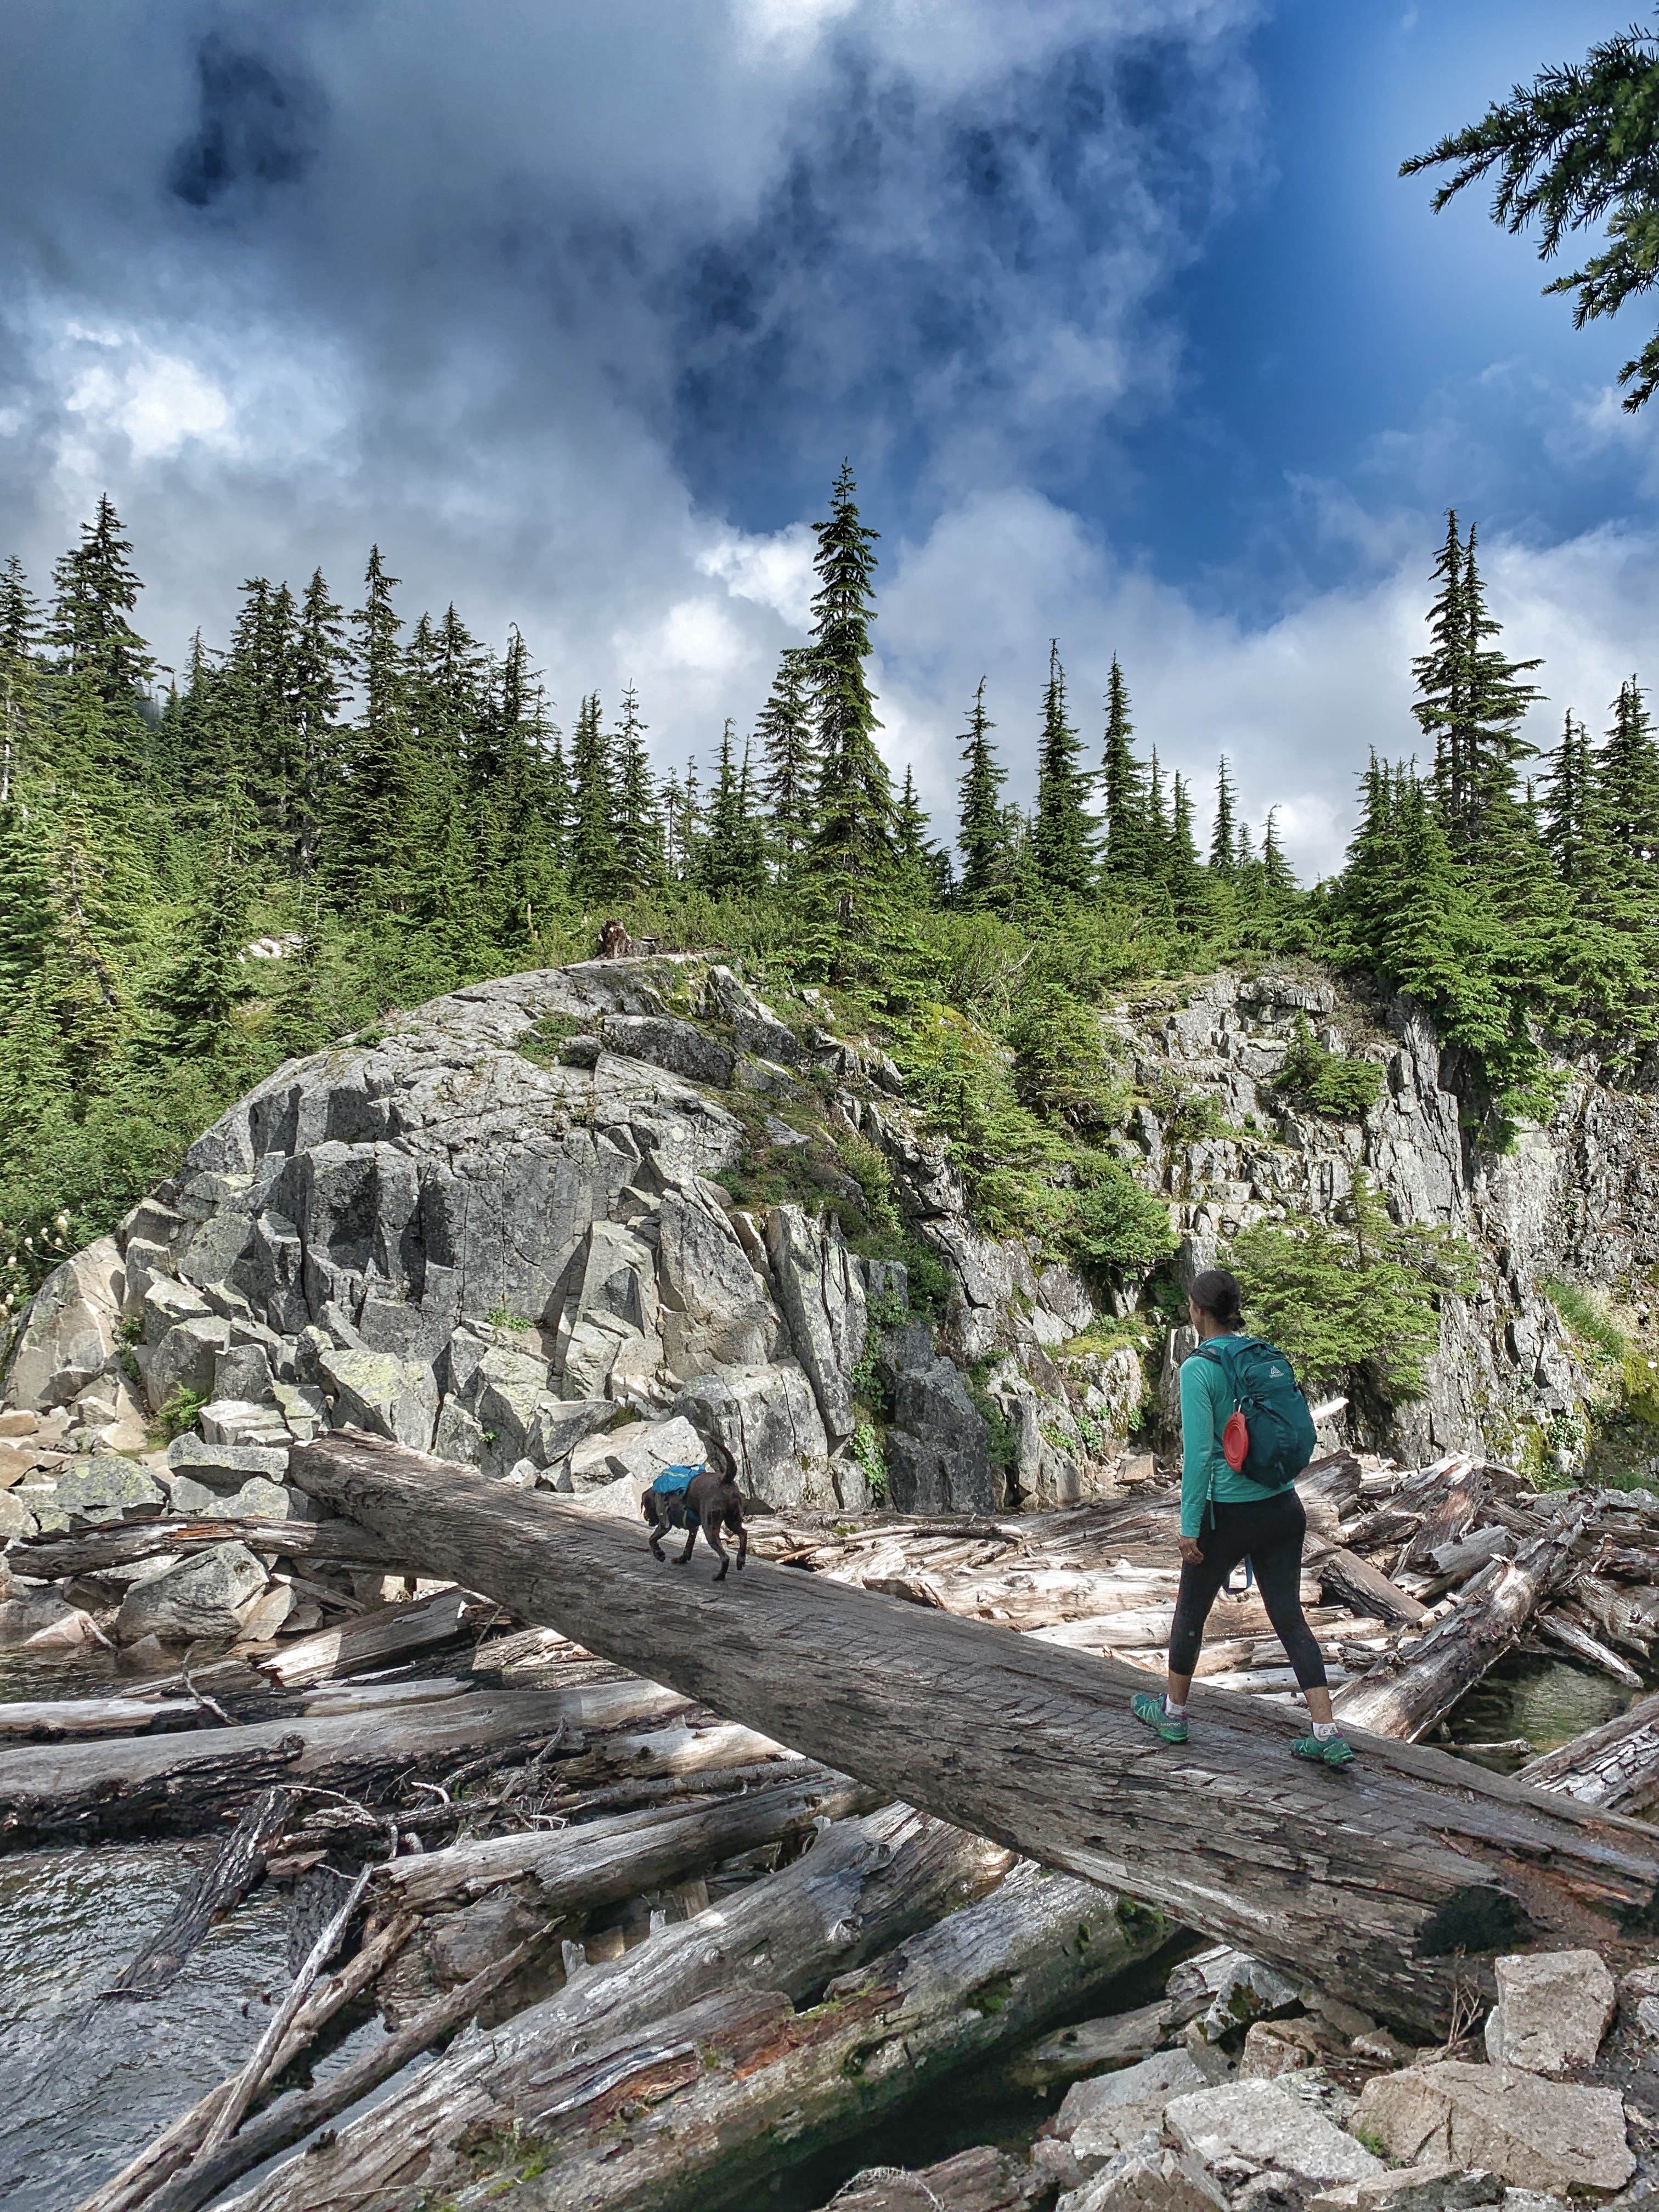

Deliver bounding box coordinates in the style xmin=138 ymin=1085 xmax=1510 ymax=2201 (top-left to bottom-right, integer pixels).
xmin=543 ymin=723 xmax=573 ymax=873
xmin=1542 ymin=709 xmax=1596 ymax=884
xmin=1167 ymin=772 xmax=1205 ymax=917
xmin=955 ymin=679 xmax=1006 ymax=906
xmin=1414 ymin=514 xmax=1544 ymax=849
xmin=701 ymin=723 xmax=766 ymax=896
xmin=1 ymin=555 xmax=41 ymax=805
xmin=809 ymin=462 xmax=891 ymax=882
xmin=291 ymin=570 xmax=348 ymax=877
xmin=48 ymin=495 xmax=154 ymax=713
xmin=1261 ymin=808 xmax=1295 ymax=899
xmin=1099 ymin=654 xmax=1150 ymax=883
xmin=149 ymin=776 xmax=258 ymax=1057
xmin=568 ymin=691 xmax=620 ymax=900
xmin=612 ymin=684 xmax=665 ymax=890
xmin=894 ymin=765 xmax=945 ymax=901
xmin=1032 ymin=641 xmax=1093 ymax=896
xmin=331 ymin=546 xmax=417 ymax=906
xmin=1600 ymin=676 xmax=1659 ymax=880
xmin=755 ymin=646 xmax=817 ymax=871
xmin=1209 ymin=757 xmax=1238 ymax=875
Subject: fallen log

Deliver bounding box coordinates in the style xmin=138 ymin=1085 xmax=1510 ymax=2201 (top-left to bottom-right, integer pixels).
xmin=370 ymin=1767 xmax=866 ymax=1914
xmin=286 ymin=1433 xmax=1659 ymax=2035
xmin=103 ymin=1786 xmax=294 ymax=1999
xmin=1520 ymin=1692 xmax=1659 ymax=1815
xmin=1333 ymin=1502 xmax=1585 ymax=1741
xmin=0 ymin=1693 xmax=201 ymax=1740
xmin=1537 ymin=1609 xmax=1644 ymax=1688
xmin=1006 ymin=1995 xmax=1168 ymax=2090
xmin=0 ymin=1676 xmax=684 ymax=1848
xmin=220 ymin=1801 xmax=1020 ymax=2212
xmin=80 ymin=1911 xmax=420 ymax=2212
xmin=254 ymin=1584 xmax=488 ymax=1688
xmin=388 ymin=1863 xmax=1157 ymax=2212
xmin=1306 ymin=1537 xmax=1429 ymax=1627
xmin=4 ymin=1516 xmax=398 ymax=1583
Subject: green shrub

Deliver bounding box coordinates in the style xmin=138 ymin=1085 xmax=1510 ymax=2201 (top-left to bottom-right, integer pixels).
xmin=1273 ymin=1013 xmax=1383 ymax=1121
xmin=1228 ymin=1173 xmax=1474 ymax=1423
xmin=150 ymin=1385 xmax=208 ymax=1446
xmin=1007 ymin=986 xmax=1127 ymax=1130
xmin=852 ymin=1420 xmax=889 ymax=1505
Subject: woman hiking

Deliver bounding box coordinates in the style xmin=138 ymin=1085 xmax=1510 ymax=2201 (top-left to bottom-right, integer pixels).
xmin=1131 ymin=1267 xmax=1356 ymax=1768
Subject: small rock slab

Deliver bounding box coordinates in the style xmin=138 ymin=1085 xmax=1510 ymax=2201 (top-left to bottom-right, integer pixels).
xmin=0 ymin=1591 xmax=100 ymax=1647
xmin=1311 ymin=2168 xmax=1502 ymax=2212
xmin=1351 ymin=2062 xmax=1633 ymax=2198
xmin=1482 ymin=1949 xmax=1615 ymax=2075
xmin=168 ymin=1435 xmax=290 ymax=1485
xmin=1058 ymin=2144 xmax=1228 ymax=2212
xmin=1061 ymin=2049 xmax=1207 ymax=2152
xmin=318 ymin=1351 xmax=437 ymax=1452
xmin=826 ymin=2146 xmax=1050 ymax=2211
xmin=1164 ymin=2080 xmax=1383 ymax=2191
xmin=49 ymin=1455 xmax=167 ymax=1527
xmin=167 ymin=1473 xmax=296 ymax=1521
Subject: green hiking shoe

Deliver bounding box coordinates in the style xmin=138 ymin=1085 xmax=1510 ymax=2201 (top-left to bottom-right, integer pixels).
xmin=1132 ymin=1690 xmax=1188 ymax=1744
xmin=1291 ymin=1730 xmax=1356 ymax=1769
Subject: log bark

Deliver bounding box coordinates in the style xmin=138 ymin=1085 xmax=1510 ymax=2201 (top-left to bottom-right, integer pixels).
xmin=103 ymin=1786 xmax=294 ymax=1998
xmin=1521 ymin=1692 xmax=1659 ymax=1815
xmin=0 ymin=1676 xmax=683 ymax=1848
xmin=1333 ymin=1502 xmax=1585 ymax=1742
xmin=255 ymin=1585 xmax=486 ymax=1688
xmin=279 ymin=1861 xmax=1161 ymax=2212
xmin=286 ymin=1433 xmax=1659 ymax=2036
xmin=221 ymin=1803 xmax=1016 ymax=2212
xmin=1537 ymin=1609 xmax=1644 ymax=1688
xmin=4 ymin=1516 xmax=397 ymax=1583
xmin=1306 ymin=1537 xmax=1429 ymax=1627
xmin=369 ymin=1767 xmax=867 ymax=1914
xmin=0 ymin=1694 xmax=202 ymax=1740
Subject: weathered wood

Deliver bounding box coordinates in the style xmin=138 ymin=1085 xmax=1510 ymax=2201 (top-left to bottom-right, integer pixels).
xmin=1537 ymin=1609 xmax=1644 ymax=1688
xmin=0 ymin=1676 xmax=683 ymax=1848
xmin=1333 ymin=1503 xmax=1585 ymax=1742
xmin=255 ymin=1584 xmax=483 ymax=1688
xmin=145 ymin=1922 xmax=554 ymax=2212
xmin=1521 ymin=1692 xmax=1659 ymax=1815
xmin=1006 ymin=1995 xmax=1169 ymax=2089
xmin=300 ymin=1863 xmax=1159 ymax=2212
xmin=77 ymin=1910 xmax=418 ymax=2212
xmin=0 ymin=1694 xmax=201 ymax=1740
xmin=1563 ymin=1573 xmax=1659 ymax=1662
xmin=103 ymin=1787 xmax=294 ymax=1999
xmin=4 ymin=1516 xmax=398 ymax=1582
xmin=1307 ymin=1537 xmax=1429 ymax=1626
xmin=370 ymin=1767 xmax=866 ymax=1913
xmin=288 ymin=1434 xmax=1659 ymax=2035
xmin=214 ymin=1805 xmax=1034 ymax=2212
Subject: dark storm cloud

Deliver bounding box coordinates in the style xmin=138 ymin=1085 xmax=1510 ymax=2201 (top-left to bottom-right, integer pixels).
xmin=168 ymin=31 xmax=326 ymax=208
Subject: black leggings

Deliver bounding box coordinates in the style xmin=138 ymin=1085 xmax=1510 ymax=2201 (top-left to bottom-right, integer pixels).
xmin=1168 ymin=1489 xmax=1327 ymax=1691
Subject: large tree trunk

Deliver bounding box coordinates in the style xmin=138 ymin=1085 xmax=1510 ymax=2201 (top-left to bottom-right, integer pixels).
xmin=1332 ymin=1503 xmax=1584 ymax=1741
xmin=285 ymin=1434 xmax=1659 ymax=2036
xmin=219 ymin=1803 xmax=1020 ymax=2212
xmin=0 ymin=1676 xmax=684 ymax=1848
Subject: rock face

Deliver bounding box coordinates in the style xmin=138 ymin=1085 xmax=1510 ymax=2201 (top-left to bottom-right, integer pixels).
xmin=1352 ymin=2061 xmax=1634 ymax=2197
xmin=1111 ymin=970 xmax=1659 ymax=1466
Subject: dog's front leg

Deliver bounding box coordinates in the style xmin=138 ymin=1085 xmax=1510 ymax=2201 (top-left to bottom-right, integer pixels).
xmin=676 ymin=1521 xmax=699 ymax=1566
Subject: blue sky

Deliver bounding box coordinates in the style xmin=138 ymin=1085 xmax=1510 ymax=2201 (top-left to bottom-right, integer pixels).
xmin=2 ymin=1 xmax=1656 ymax=876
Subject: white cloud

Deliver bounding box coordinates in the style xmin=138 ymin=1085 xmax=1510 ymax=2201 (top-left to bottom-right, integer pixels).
xmin=695 ymin=523 xmax=817 ymax=627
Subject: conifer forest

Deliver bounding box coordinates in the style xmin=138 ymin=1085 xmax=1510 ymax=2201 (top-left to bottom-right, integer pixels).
xmin=5 ymin=465 xmax=1659 ymax=1334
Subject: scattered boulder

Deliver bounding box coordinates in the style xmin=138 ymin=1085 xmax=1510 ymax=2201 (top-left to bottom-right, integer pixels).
xmin=523 ymin=1396 xmax=617 ymax=1470
xmin=318 ymin=1349 xmax=438 ymax=1451
xmin=597 ymin=1012 xmax=736 ymax=1088
xmin=47 ymin=1455 xmax=167 ymax=1527
xmin=0 ymin=1590 xmax=101 ymax=1647
xmin=562 ymin=1413 xmax=707 ymax=1515
xmin=672 ymin=1363 xmax=839 ymax=1510
xmin=213 ymin=1342 xmax=273 ymax=1403
xmin=1351 ymin=2062 xmax=1633 ymax=2197
xmin=1164 ymin=2080 xmax=1383 ymax=2191
xmin=1058 ymin=2145 xmax=1228 ymax=2212
xmin=200 ymin=1398 xmax=292 ymax=1449
xmin=2 ymin=1237 xmax=125 ymax=1411
xmin=145 ymin=1316 xmax=231 ymax=1412
xmin=1063 ymin=2050 xmax=1207 ymax=2165
xmin=167 ymin=1435 xmax=289 ymax=1486
xmin=1310 ymin=2169 xmax=1503 ymax=2212
xmin=1482 ymin=1949 xmax=1615 ymax=2075
xmin=166 ymin=1472 xmax=295 ymax=1521
xmin=1239 ymin=2018 xmax=1328 ymax=2079
xmin=1196 ymin=1953 xmax=1306 ymax=2049
xmin=115 ymin=1541 xmax=269 ymax=1643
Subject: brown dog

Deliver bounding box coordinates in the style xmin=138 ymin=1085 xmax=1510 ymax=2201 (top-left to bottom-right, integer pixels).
xmin=643 ymin=1441 xmax=748 ymax=1581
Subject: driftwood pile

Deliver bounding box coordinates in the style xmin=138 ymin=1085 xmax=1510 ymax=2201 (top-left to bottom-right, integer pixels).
xmin=2 ymin=1446 xmax=1656 ymax=2210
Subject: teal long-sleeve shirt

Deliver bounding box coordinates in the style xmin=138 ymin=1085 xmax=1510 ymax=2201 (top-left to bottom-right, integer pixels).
xmin=1179 ymin=1334 xmax=1265 ymax=1538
